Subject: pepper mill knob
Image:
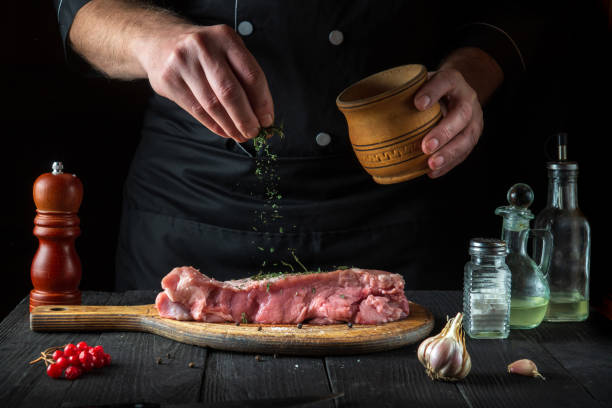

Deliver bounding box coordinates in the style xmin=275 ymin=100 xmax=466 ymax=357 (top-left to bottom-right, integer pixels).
xmin=30 ymin=162 xmax=83 ymax=311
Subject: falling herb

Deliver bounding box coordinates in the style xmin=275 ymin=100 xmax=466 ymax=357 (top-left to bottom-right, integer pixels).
xmin=289 ymin=248 xmax=309 ymax=273
xmin=280 ymin=261 xmax=295 ymax=272
xmin=266 ymin=282 xmax=271 ymax=292
xmin=340 ymin=294 xmax=345 ymax=299
xmin=249 ymin=126 xmax=316 ymax=279
xmin=311 ymin=287 xmax=316 ymax=294
xmin=241 ymin=312 xmax=248 ymax=324
xmin=251 ymin=125 xmax=288 ymax=273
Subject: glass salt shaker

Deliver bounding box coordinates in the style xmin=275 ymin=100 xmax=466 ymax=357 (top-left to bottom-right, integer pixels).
xmin=463 ymin=238 xmax=512 ymax=339
xmin=534 ymin=133 xmax=590 ymax=322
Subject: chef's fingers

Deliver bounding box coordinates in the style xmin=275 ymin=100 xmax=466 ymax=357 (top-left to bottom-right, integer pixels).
xmin=190 ymin=75 xmax=248 ymax=143
xmin=418 ymin=70 xmax=478 ymax=155
xmin=203 ymin=57 xmax=261 ymax=141
xmin=421 ymin=93 xmax=478 ymax=155
xmin=178 ymin=54 xmax=247 ymax=143
xmin=164 ymin=73 xmax=234 ymax=140
xmin=197 ymin=30 xmax=262 ymax=140
xmin=225 ymin=38 xmax=274 ymax=128
xmin=414 ymin=69 xmax=468 ymax=111
xmin=427 ymin=114 xmax=483 ymax=178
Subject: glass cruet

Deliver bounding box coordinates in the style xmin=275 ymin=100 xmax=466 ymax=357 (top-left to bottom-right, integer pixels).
xmin=495 ymin=183 xmax=552 ymax=329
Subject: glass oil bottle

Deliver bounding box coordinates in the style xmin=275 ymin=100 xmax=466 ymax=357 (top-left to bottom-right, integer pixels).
xmin=495 ymin=183 xmax=551 ymax=329
xmin=534 ymin=134 xmax=590 ymax=321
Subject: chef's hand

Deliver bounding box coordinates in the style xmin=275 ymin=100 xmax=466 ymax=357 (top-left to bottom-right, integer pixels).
xmin=414 ymin=47 xmax=504 ymax=178
xmin=69 ymin=1 xmax=274 ymax=143
xmin=140 ymin=24 xmax=274 ymax=143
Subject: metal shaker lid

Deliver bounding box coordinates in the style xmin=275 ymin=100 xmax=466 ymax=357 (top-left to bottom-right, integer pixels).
xmin=469 ymin=238 xmax=507 ymax=256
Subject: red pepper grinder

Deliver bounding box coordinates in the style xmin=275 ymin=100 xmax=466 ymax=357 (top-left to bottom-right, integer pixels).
xmin=30 ymin=162 xmax=83 ymax=311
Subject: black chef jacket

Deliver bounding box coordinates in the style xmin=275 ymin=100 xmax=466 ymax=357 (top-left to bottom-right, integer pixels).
xmin=55 ymin=0 xmax=527 ymax=289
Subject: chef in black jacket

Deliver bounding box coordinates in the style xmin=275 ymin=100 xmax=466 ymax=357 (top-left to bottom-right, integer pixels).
xmin=55 ymin=0 xmax=526 ymax=289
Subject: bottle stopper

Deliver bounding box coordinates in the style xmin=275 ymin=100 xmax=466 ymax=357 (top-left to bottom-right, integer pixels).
xmin=30 ymin=162 xmax=83 ymax=311
xmin=495 ymin=183 xmax=535 ymax=231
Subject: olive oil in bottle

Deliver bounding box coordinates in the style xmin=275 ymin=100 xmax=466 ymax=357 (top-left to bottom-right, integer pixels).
xmin=546 ymin=291 xmax=589 ymax=322
xmin=510 ymin=296 xmax=549 ymax=329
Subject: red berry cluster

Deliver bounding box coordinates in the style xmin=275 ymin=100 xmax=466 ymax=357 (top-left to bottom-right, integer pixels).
xmin=32 ymin=341 xmax=111 ymax=380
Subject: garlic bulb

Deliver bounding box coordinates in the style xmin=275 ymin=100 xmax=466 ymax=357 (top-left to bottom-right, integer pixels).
xmin=507 ymin=359 xmax=545 ymax=380
xmin=417 ymin=312 xmax=471 ymax=381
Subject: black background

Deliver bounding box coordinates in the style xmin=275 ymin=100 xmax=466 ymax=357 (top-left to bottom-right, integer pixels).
xmin=1 ymin=1 xmax=610 ymax=319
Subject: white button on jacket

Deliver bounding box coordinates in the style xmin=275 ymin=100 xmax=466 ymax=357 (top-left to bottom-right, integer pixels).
xmin=238 ymin=21 xmax=253 ymax=36
xmin=315 ymin=132 xmax=332 ymax=147
xmin=328 ymin=30 xmax=344 ymax=45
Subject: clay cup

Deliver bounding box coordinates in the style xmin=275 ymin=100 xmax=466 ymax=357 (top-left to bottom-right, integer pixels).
xmin=336 ymin=64 xmax=441 ymax=184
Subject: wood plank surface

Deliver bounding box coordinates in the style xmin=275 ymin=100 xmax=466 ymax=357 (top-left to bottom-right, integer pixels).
xmin=30 ymin=301 xmax=434 ymax=356
xmin=525 ymin=313 xmax=612 ymax=407
xmin=58 ymin=290 xmax=209 ymax=407
xmin=202 ymin=351 xmax=334 ymax=408
xmin=0 ymin=292 xmax=114 ymax=408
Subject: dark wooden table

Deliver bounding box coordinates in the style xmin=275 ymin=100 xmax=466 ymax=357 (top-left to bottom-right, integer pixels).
xmin=1 ymin=291 xmax=610 ymax=408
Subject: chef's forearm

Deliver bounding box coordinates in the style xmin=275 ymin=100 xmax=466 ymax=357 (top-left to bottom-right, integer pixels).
xmin=439 ymin=47 xmax=504 ymax=105
xmin=68 ymin=0 xmax=192 ymax=79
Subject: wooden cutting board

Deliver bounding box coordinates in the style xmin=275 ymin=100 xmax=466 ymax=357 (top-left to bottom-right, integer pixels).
xmin=30 ymin=302 xmax=434 ymax=355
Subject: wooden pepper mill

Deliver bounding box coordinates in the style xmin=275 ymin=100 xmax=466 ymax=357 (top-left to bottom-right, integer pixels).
xmin=30 ymin=162 xmax=83 ymax=311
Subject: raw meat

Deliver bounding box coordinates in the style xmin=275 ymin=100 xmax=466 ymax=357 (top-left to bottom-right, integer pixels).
xmin=155 ymin=266 xmax=410 ymax=324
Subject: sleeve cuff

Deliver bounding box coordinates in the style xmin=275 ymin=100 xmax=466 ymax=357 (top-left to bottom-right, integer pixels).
xmin=55 ymin=0 xmax=101 ymax=76
xmin=456 ymin=22 xmax=527 ymax=84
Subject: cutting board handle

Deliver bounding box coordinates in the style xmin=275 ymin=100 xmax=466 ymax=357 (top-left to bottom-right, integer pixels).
xmin=30 ymin=304 xmax=155 ymax=332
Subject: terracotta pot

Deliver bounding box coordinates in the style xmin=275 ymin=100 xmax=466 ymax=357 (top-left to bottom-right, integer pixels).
xmin=336 ymin=64 xmax=441 ymax=184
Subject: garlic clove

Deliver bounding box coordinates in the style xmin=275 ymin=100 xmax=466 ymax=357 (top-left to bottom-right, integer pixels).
xmin=417 ymin=312 xmax=471 ymax=381
xmin=428 ymin=337 xmax=462 ymax=378
xmin=507 ymin=359 xmax=545 ymax=380
xmin=417 ymin=336 xmax=435 ymax=365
